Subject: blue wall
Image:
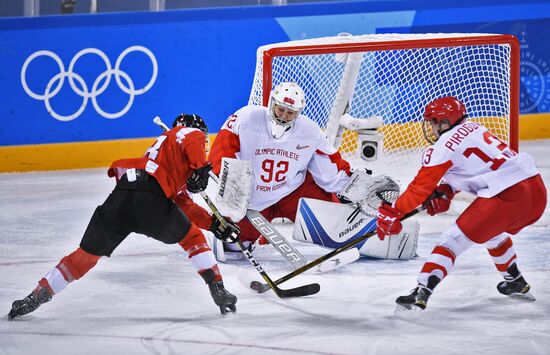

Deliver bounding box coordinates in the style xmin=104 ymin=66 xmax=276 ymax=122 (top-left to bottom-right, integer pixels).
xmin=1 ymin=0 xmax=549 ymax=146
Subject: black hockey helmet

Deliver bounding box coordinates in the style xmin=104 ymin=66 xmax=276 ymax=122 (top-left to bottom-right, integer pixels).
xmin=172 ymin=113 xmax=208 ymax=134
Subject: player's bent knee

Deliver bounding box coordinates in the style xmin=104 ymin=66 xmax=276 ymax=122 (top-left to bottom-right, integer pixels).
xmin=438 ymin=223 xmax=474 ymax=258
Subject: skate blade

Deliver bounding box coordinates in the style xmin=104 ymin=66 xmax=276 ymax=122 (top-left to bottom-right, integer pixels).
xmin=394 ymin=303 xmax=424 ymax=317
xmin=508 ymin=291 xmax=536 ymax=302
xmin=220 ymin=306 xmax=237 ymax=316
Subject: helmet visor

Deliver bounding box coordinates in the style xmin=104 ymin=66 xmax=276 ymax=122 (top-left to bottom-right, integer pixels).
xmin=273 ymin=104 xmax=299 ymax=124
xmin=422 ymin=119 xmax=439 ymax=145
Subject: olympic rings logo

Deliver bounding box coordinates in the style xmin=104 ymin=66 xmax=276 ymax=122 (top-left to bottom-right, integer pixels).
xmin=21 ymin=46 xmax=158 ymax=121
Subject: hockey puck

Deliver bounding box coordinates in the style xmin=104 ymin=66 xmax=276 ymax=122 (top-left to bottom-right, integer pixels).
xmin=250 ymin=281 xmax=264 ymax=291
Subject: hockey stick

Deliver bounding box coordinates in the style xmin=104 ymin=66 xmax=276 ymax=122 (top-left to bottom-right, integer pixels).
xmin=152 ymin=116 xmax=320 ymax=298
xmin=249 ymin=206 xmax=423 ymax=294
xmin=200 ymin=191 xmax=320 ymax=298
xmin=208 ymin=170 xmax=308 ymax=269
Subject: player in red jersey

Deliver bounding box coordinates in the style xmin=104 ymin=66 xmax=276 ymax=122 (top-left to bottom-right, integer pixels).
xmin=8 ymin=114 xmax=239 ymax=319
xmin=376 ymin=97 xmax=547 ymax=311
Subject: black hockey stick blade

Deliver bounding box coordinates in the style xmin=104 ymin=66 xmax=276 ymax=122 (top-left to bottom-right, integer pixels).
xmin=254 ymin=280 xmax=320 ymax=298
xmin=278 ymin=283 xmax=320 ymax=298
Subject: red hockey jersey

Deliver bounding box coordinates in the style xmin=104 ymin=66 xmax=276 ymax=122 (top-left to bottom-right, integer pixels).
xmin=108 ymin=126 xmax=208 ymax=199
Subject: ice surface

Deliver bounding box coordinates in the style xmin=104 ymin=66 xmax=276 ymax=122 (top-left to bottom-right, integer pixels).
xmin=1 ymin=140 xmax=549 ymax=355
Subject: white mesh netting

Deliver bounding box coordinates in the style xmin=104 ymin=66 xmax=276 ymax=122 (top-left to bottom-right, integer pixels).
xmin=249 ymin=33 xmax=517 ymax=187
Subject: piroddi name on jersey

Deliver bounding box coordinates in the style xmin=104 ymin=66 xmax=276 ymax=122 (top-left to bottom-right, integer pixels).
xmin=444 ymin=123 xmax=480 ymax=152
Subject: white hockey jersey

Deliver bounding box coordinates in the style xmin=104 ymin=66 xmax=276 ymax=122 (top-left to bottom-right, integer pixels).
xmin=209 ymin=105 xmax=351 ymax=211
xmin=395 ymin=121 xmax=539 ymax=214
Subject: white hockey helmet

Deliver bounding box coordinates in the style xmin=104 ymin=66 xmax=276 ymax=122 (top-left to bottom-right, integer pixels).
xmin=267 ymin=82 xmax=306 ymax=138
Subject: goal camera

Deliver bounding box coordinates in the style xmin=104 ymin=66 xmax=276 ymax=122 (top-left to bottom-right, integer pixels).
xmin=358 ymin=130 xmax=384 ymax=162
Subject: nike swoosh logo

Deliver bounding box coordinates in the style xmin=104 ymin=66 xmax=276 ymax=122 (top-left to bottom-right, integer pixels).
xmin=296 ymin=144 xmax=310 ymax=150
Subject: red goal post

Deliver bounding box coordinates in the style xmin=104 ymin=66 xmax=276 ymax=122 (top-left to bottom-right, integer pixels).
xmin=248 ymin=33 xmax=520 ymax=186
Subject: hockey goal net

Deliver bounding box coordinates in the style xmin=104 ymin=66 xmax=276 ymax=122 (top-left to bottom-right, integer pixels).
xmin=249 ymin=33 xmax=519 ymax=187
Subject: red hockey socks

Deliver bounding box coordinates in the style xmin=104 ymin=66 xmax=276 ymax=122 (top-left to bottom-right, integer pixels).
xmin=38 ymin=247 xmax=100 ymax=295
xmin=179 ymin=223 xmax=222 ymax=283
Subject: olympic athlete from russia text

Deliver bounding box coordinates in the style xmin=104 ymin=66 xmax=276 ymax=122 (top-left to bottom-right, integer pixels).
xmin=376 ymin=97 xmax=547 ymax=311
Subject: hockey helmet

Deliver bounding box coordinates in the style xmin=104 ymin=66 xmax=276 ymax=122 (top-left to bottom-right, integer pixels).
xmin=422 ymin=96 xmax=467 ymax=144
xmin=267 ymin=82 xmax=306 ymax=138
xmin=172 ymin=113 xmax=208 ymax=134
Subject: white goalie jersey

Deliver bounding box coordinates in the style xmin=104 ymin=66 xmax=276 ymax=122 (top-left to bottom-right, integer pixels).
xmin=209 ymin=105 xmax=352 ymax=211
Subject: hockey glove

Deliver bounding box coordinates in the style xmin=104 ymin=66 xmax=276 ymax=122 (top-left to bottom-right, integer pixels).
xmin=187 ymin=163 xmax=212 ymax=193
xmin=210 ymin=217 xmax=240 ymax=243
xmin=424 ymin=184 xmax=454 ymax=216
xmin=376 ymin=203 xmax=403 ymax=240
xmin=349 ymin=167 xmax=373 ymax=176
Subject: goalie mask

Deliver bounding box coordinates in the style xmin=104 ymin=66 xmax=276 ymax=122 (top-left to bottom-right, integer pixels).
xmin=422 ymin=96 xmax=467 ymax=144
xmin=267 ymin=82 xmax=306 ymax=139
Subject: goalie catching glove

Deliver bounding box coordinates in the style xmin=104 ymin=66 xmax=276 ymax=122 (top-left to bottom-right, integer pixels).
xmin=376 ymin=203 xmax=403 ymax=240
xmin=210 ymin=217 xmax=240 ymax=243
xmin=424 ymin=184 xmax=455 ymax=216
xmin=187 ymin=163 xmax=212 ymax=193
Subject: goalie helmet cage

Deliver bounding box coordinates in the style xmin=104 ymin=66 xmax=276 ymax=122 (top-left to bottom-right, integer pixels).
xmin=249 ymin=33 xmax=520 ymax=186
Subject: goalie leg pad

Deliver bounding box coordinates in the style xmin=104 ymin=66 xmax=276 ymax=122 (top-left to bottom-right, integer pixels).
xmin=359 ymin=220 xmax=420 ymax=260
xmin=294 ymin=198 xmax=419 ymax=260
xmin=293 ymin=198 xmax=376 ymax=249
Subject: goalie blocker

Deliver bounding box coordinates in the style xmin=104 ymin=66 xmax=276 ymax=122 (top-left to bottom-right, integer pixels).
xmin=293 ymin=198 xmax=419 ymax=260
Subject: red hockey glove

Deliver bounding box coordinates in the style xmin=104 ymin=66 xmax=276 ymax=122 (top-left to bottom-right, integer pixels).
xmin=425 ymin=184 xmax=455 ymax=216
xmin=376 ymin=203 xmax=403 ymax=240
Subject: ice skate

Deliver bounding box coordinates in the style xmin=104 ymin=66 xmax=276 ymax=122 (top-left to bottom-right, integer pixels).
xmin=200 ymin=268 xmax=237 ymax=315
xmin=395 ymin=275 xmax=439 ymax=312
xmin=208 ymin=281 xmax=237 ymax=315
xmin=395 ymin=286 xmax=432 ymax=312
xmin=8 ymin=286 xmax=52 ymax=320
xmin=497 ymin=264 xmax=535 ymax=301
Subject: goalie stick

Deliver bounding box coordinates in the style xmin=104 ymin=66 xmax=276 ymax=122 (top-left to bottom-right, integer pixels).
xmin=152 ymin=116 xmax=320 ymax=298
xmin=249 ymin=206 xmax=424 ymax=294
xmin=208 ymin=168 xmax=308 ymax=269
xmin=200 ymin=191 xmax=320 ymax=298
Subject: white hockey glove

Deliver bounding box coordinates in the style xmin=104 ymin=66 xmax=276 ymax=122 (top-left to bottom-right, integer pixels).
xmin=339 ymin=171 xmax=400 ymax=217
